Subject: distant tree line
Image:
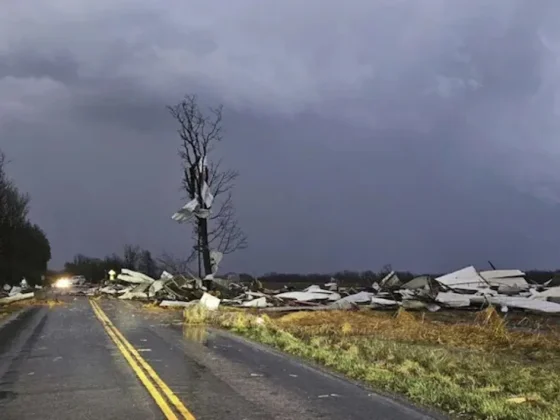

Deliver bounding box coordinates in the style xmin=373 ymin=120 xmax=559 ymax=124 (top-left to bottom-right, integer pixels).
xmin=256 ymin=268 xmax=557 ymax=286
xmin=0 ymin=150 xmax=51 ymax=286
xmin=254 ymin=269 xmax=415 ymax=288
xmin=63 ymin=247 xmax=559 ymax=287
xmin=63 ymin=244 xmax=161 ymax=283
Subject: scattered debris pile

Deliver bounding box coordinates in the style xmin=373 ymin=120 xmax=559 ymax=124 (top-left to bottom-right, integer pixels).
xmin=95 ymin=265 xmax=560 ymax=315
xmin=0 ymin=278 xmax=40 ymax=305
xmin=367 ymin=267 xmax=560 ymax=314
xmin=93 ymin=268 xmax=224 ymax=309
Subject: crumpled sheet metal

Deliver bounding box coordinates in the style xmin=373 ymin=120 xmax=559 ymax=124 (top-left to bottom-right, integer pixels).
xmin=470 ymin=295 xmax=560 ymax=313
xmin=255 ymin=267 xmax=560 ymax=314
xmin=117 ymin=269 xmax=155 ymax=284
xmin=275 ymin=290 xmax=341 ymax=302
xmin=0 ymin=284 xmax=35 ymax=305
xmin=159 ymin=300 xmax=198 ymax=308
xmin=242 ymin=297 xmax=267 ymax=308
xmin=102 ymin=269 xmax=204 ymax=302
xmin=436 ymin=266 xmax=488 ymax=290
xmin=200 ymin=292 xmax=220 ymax=310
xmin=479 ymin=270 xmax=529 ymax=289
xmin=172 ymin=158 xmax=214 ymax=222
xmin=378 ymin=271 xmax=401 ymax=290
xmin=435 ymin=292 xmax=471 ymax=308
xmin=97 ymin=265 xmax=560 ymax=315
xmin=0 ymin=292 xmax=34 ymax=305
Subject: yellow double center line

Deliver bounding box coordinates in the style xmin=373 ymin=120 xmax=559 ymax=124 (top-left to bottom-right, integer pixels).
xmin=90 ymin=300 xmax=195 ymax=420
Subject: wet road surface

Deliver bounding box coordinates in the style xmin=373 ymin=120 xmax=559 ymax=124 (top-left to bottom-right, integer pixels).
xmin=0 ymin=297 xmax=442 ymax=419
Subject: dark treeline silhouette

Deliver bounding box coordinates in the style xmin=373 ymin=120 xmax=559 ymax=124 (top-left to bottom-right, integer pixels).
xmin=63 ymin=245 xmax=160 ymax=283
xmin=63 ymin=248 xmax=559 ymax=287
xmin=0 ymin=150 xmax=51 ymax=285
xmin=254 ymin=270 xmax=414 ymax=287
xmin=255 ymin=269 xmax=557 ymax=286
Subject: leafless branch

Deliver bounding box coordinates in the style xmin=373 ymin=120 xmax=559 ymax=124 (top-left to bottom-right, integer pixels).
xmin=207 ymin=193 xmax=248 ymax=254
xmin=207 ymin=160 xmax=238 ymax=196
xmin=123 ymin=244 xmax=141 ymax=270
xmin=157 ymin=252 xmax=194 ymax=275
xmin=168 ymin=94 xmax=247 ymax=275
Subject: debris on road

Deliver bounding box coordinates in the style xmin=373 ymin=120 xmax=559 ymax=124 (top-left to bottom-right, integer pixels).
xmin=200 ymin=292 xmax=220 ymax=311
xmin=0 ymin=291 xmax=35 ymax=305
xmin=0 ymin=279 xmax=36 ymax=305
xmin=91 ymin=265 xmax=560 ymax=315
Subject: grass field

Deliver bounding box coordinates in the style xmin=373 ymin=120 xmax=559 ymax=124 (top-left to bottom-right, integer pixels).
xmin=185 ymin=306 xmax=560 ymax=420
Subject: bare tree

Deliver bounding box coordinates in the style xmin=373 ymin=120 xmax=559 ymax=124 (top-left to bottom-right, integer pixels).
xmin=168 ymin=95 xmax=247 ymax=277
xmin=137 ymin=249 xmax=158 ymax=279
xmin=123 ymin=244 xmax=141 ymax=270
xmin=157 ymin=252 xmax=192 ymax=275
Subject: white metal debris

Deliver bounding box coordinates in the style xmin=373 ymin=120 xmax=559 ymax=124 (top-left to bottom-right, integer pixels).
xmin=210 ymin=250 xmax=223 ymax=276
xmin=161 ymin=271 xmax=174 ymax=280
xmin=0 ymin=283 xmax=35 ymax=305
xmin=435 ymin=292 xmax=471 ymax=308
xmin=148 ymin=280 xmax=164 ymax=297
xmin=435 ymin=266 xmax=488 ymax=290
xmin=402 ymin=300 xmax=441 ymax=311
xmin=479 ymin=270 xmax=529 ymax=289
xmin=200 ymin=292 xmax=220 ymax=311
xmin=117 ymin=269 xmax=155 ymax=284
xmin=118 ymin=282 xmax=150 ymax=300
xmin=92 ymin=262 xmax=560 ymax=316
xmin=336 ymin=291 xmax=374 ymax=305
xmin=159 ymin=300 xmax=198 ymax=308
xmin=172 ymin=199 xmax=205 ymax=222
xmin=275 ymin=290 xmax=341 ymax=302
xmin=172 ymin=157 xmax=214 ymax=222
xmin=241 ymin=297 xmax=268 ymax=308
xmin=378 ymin=271 xmax=401 ymax=290
xmin=99 ymin=286 xmax=118 ymax=295
xmin=0 ymin=292 xmax=34 ymax=304
xmin=530 ymin=286 xmax=560 ymax=300
xmin=371 ymin=297 xmax=400 ymax=307
xmin=470 ymin=295 xmax=560 ymax=313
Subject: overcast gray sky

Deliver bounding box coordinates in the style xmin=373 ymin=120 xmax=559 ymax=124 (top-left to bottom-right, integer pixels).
xmin=2 ymin=1 xmax=560 ymax=274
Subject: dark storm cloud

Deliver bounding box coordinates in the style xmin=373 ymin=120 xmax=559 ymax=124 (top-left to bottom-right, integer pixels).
xmin=1 ymin=0 xmax=560 ymax=273
xmin=0 ymin=50 xmax=80 ymax=84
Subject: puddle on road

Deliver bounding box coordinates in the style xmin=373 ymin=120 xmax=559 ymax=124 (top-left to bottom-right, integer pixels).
xmin=182 ymin=325 xmax=208 ymax=344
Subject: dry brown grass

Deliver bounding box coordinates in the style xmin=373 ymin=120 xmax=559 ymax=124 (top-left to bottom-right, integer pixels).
xmin=0 ymin=298 xmax=65 ymax=313
xmin=141 ymin=302 xmax=179 ymax=312
xmin=200 ymin=306 xmax=560 ymax=419
xmin=274 ymin=307 xmax=560 ymax=360
xmin=182 ymin=305 xmax=560 ymax=419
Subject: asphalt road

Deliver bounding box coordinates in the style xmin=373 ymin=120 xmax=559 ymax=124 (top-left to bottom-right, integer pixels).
xmin=0 ymin=296 xmax=443 ymax=420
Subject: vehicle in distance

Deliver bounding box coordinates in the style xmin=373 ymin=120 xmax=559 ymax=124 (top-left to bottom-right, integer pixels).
xmin=54 ymin=275 xmax=86 ymax=289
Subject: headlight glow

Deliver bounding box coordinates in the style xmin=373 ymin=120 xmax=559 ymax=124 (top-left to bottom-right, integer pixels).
xmin=54 ymin=278 xmax=71 ymax=288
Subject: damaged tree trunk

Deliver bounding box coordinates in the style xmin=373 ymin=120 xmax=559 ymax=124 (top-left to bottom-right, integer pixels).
xmin=168 ymin=95 xmax=247 ymax=278
xmin=198 ymin=217 xmax=212 ymax=277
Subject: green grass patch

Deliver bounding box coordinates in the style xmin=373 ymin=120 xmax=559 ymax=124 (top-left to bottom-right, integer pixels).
xmin=183 ymin=304 xmax=211 ymax=325
xmin=191 ymin=307 xmax=560 ymax=420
